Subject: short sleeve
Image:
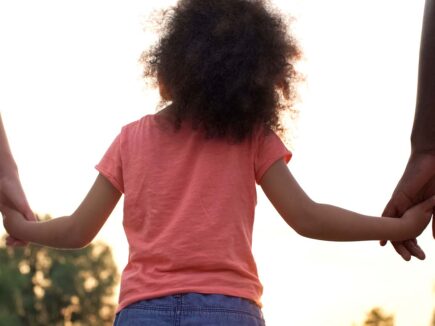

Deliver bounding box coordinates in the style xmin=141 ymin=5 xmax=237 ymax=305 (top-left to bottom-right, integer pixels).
xmin=254 ymin=130 xmax=292 ymax=184
xmin=95 ymin=133 xmax=124 ymax=193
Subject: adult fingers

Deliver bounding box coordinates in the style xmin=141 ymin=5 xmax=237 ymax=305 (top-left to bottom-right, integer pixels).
xmin=391 ymin=239 xmax=425 ymax=261
xmin=7 ymin=187 xmax=34 ymax=221
xmin=388 ymin=196 xmax=435 ymax=260
xmin=403 ymin=239 xmax=425 ymax=260
xmin=390 ymin=241 xmax=412 ymax=261
xmin=3 ymin=192 xmax=35 ymax=222
xmin=1 ymin=176 xmax=35 ymax=221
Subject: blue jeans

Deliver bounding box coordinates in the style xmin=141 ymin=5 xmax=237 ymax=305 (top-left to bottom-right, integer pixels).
xmin=113 ymin=293 xmax=266 ymax=325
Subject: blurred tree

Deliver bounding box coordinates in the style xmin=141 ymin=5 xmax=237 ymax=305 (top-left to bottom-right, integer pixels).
xmin=363 ymin=307 xmax=394 ymax=326
xmin=0 ymin=217 xmax=119 ymax=326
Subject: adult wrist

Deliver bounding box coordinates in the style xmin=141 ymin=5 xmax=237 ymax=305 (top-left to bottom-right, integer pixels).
xmin=410 ymin=131 xmax=435 ymax=156
xmin=410 ymin=146 xmax=435 ymax=157
xmin=409 ymin=154 xmax=435 ymax=181
xmin=409 ymin=146 xmax=435 ymax=163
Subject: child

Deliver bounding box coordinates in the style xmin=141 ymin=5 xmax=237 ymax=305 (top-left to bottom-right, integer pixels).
xmin=2 ymin=0 xmax=435 ymax=325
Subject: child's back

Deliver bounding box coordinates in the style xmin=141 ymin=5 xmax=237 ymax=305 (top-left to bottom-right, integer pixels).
xmin=97 ymin=0 xmax=300 ymax=315
xmin=96 ymin=108 xmax=290 ymax=312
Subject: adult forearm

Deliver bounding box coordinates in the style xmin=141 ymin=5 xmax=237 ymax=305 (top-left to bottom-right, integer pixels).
xmin=412 ymin=0 xmax=435 ymax=154
xmin=0 ymin=114 xmax=17 ymax=174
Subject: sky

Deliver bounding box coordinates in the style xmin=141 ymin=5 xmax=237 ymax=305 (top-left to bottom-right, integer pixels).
xmin=0 ymin=0 xmax=433 ymax=325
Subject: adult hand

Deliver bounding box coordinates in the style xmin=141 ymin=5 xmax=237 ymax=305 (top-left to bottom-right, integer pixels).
xmin=0 ymin=114 xmax=36 ymax=245
xmin=381 ymin=152 xmax=435 ymax=260
xmin=0 ymin=170 xmax=36 ymax=246
xmin=0 ymin=172 xmax=33 ymax=219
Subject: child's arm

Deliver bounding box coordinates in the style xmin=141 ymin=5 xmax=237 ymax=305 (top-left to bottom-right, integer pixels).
xmin=2 ymin=173 xmax=121 ymax=249
xmin=260 ymin=160 xmax=435 ymax=242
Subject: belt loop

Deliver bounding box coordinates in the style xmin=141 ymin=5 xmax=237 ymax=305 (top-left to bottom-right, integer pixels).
xmin=174 ymin=294 xmax=182 ymax=326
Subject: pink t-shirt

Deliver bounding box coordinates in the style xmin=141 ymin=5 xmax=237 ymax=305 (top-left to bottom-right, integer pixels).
xmin=96 ymin=114 xmax=291 ymax=312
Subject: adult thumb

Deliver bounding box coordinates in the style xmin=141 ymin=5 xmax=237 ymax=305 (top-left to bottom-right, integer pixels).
xmin=2 ymin=184 xmax=35 ymax=222
xmin=419 ymin=195 xmax=435 ymax=213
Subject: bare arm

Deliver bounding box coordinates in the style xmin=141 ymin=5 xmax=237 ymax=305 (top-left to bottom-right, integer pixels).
xmin=2 ymin=173 xmax=121 ymax=249
xmin=411 ymin=0 xmax=435 ymax=154
xmin=381 ymin=0 xmax=435 ymax=261
xmin=260 ymin=160 xmax=434 ymax=242
xmin=0 ymin=114 xmax=33 ymax=219
xmin=0 ymin=114 xmax=17 ymax=173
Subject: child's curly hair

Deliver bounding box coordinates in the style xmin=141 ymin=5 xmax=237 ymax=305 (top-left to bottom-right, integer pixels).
xmin=141 ymin=0 xmax=300 ymax=142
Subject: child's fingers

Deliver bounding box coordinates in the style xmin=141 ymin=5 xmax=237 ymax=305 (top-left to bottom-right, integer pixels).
xmin=5 ymin=236 xmax=14 ymax=246
xmin=6 ymin=236 xmax=17 ymax=246
xmin=6 ymin=235 xmax=26 ymax=247
xmin=5 ymin=235 xmax=26 ymax=247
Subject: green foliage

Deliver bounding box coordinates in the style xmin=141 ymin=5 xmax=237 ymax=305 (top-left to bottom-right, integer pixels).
xmin=363 ymin=307 xmax=394 ymax=326
xmin=0 ymin=236 xmax=119 ymax=326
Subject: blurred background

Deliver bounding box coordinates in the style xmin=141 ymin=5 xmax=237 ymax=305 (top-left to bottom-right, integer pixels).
xmin=0 ymin=0 xmax=433 ymax=325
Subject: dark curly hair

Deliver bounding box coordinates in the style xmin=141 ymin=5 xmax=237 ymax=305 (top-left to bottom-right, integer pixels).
xmin=141 ymin=0 xmax=300 ymax=142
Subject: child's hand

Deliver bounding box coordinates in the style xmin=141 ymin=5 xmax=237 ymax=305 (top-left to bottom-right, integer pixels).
xmin=5 ymin=235 xmax=27 ymax=247
xmin=1 ymin=206 xmax=29 ymax=245
xmin=399 ymin=196 xmax=435 ymax=240
xmin=0 ymin=174 xmax=36 ymax=246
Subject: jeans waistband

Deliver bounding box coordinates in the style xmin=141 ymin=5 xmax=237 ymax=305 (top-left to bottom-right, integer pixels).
xmin=126 ymin=292 xmax=263 ymax=319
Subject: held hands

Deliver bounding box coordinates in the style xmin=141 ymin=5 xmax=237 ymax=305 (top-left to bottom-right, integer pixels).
xmin=0 ymin=173 xmax=34 ymax=221
xmin=382 ymin=153 xmax=435 ymax=260
xmin=1 ymin=206 xmax=27 ymax=241
xmin=396 ymin=195 xmax=435 ymax=242
xmin=0 ymin=172 xmax=36 ymax=246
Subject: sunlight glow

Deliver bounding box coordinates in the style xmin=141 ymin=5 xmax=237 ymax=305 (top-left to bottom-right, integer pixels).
xmin=0 ymin=1 xmax=432 ymax=325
